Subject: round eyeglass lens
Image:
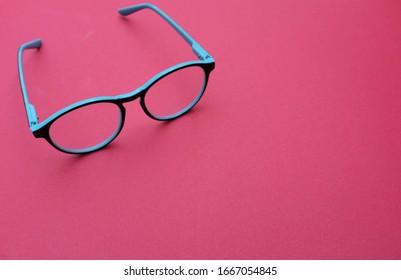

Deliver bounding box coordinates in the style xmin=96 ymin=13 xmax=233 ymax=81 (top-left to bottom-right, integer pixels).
xmin=144 ymin=66 xmax=206 ymax=119
xmin=49 ymin=102 xmax=122 ymax=153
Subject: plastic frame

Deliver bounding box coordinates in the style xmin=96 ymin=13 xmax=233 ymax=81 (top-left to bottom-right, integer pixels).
xmin=17 ymin=3 xmax=215 ymax=154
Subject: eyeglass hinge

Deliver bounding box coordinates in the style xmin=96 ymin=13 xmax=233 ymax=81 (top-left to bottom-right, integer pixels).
xmin=192 ymin=43 xmax=211 ymax=60
xmin=28 ymin=104 xmax=39 ymax=127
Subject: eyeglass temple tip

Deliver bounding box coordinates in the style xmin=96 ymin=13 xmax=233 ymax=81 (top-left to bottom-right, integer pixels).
xmin=118 ymin=3 xmax=155 ymax=17
xmin=21 ymin=38 xmax=42 ymax=50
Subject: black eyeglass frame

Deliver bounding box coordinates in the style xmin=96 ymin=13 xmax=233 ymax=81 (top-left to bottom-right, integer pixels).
xmin=18 ymin=3 xmax=215 ymax=154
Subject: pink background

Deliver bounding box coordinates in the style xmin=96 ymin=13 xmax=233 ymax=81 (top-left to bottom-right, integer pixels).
xmin=1 ymin=0 xmax=401 ymax=259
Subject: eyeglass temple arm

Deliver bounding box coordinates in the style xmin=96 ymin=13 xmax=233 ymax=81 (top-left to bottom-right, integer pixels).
xmin=18 ymin=39 xmax=42 ymax=128
xmin=118 ymin=3 xmax=212 ymax=60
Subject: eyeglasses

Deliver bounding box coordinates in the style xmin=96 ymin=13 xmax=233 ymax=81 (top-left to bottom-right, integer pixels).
xmin=18 ymin=3 xmax=215 ymax=154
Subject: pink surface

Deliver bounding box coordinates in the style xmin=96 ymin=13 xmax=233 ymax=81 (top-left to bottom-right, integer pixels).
xmin=1 ymin=0 xmax=401 ymax=259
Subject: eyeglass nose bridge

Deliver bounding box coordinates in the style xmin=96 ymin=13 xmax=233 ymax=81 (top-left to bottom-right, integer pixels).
xmin=117 ymin=87 xmax=146 ymax=103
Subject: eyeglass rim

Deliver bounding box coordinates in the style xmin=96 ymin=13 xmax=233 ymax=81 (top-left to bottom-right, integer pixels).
xmin=141 ymin=63 xmax=212 ymax=121
xmin=34 ymin=100 xmax=126 ymax=154
xmin=31 ymin=60 xmax=214 ymax=154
